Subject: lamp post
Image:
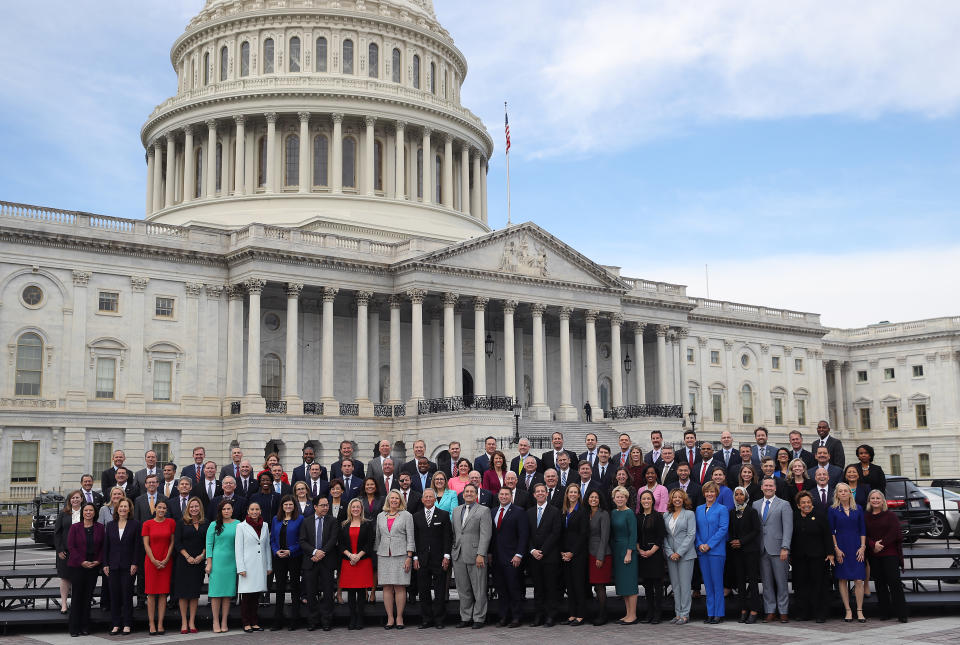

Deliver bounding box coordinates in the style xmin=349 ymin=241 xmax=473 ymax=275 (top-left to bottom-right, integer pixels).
xmin=688 ymin=405 xmax=698 ymax=434
xmin=623 ymin=352 xmax=632 ymax=374
xmin=512 ymin=404 xmax=521 ymax=445
xmin=485 ymin=332 xmax=494 ymax=358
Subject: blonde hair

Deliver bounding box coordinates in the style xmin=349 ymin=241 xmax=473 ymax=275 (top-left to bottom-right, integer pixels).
xmin=386 ymin=489 xmax=406 ymax=512
xmin=867 ymin=489 xmax=888 ymax=512
xmin=832 ymin=483 xmax=858 ymax=510
xmin=611 ymin=485 xmax=630 ymax=506
xmin=786 ymin=458 xmax=810 ymax=484
xmin=701 ymin=481 xmax=720 ymax=497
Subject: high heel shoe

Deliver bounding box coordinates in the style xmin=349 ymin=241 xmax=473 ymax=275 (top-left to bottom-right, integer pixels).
xmin=843 ymin=609 xmax=852 ymax=623
xmin=857 ymin=609 xmax=866 ymax=623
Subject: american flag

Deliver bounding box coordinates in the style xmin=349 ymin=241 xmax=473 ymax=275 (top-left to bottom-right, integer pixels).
xmin=504 ymin=106 xmax=511 ymax=154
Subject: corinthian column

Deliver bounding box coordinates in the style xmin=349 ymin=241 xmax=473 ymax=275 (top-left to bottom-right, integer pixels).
xmin=460 ymin=144 xmax=470 ymax=215
xmin=285 ymin=283 xmax=303 ymax=414
xmin=365 ymin=116 xmax=376 ymax=195
xmin=331 ymin=113 xmax=343 ymax=194
xmin=632 ymin=323 xmax=646 ymax=404
xmin=677 ymin=328 xmax=689 ymax=410
xmin=394 ymin=121 xmax=406 ymax=200
xmin=152 ymin=140 xmax=164 ymax=212
xmin=206 ymin=119 xmax=218 ymax=197
xmin=355 ymin=291 xmax=373 ymax=415
xmin=298 ymin=112 xmax=311 ymax=193
xmin=610 ymin=313 xmax=623 ymax=409
xmin=471 ymin=152 xmax=481 ymax=218
xmin=656 ymin=325 xmax=669 ymax=403
xmin=408 ymin=289 xmax=426 ymax=404
xmin=585 ymin=310 xmax=599 ymax=420
xmin=243 ymin=278 xmax=266 ymax=413
xmin=320 ymin=286 xmax=339 ymax=415
xmin=473 ymin=297 xmax=488 ymax=398
xmin=833 ymin=361 xmax=846 ymax=431
xmin=422 ymin=127 xmax=432 ymax=204
xmin=529 ymin=303 xmax=550 ymax=420
xmin=145 ymin=146 xmax=155 ymax=215
xmin=388 ymin=295 xmax=402 ymax=405
xmin=442 ymin=134 xmax=453 ymax=208
xmin=557 ymin=306 xmax=577 ymax=421
xmin=442 ymin=292 xmax=458 ymax=397
xmin=183 ymin=125 xmax=196 ymax=202
xmin=264 ymin=112 xmax=278 ymax=193
xmin=503 ymin=300 xmax=517 ymax=403
xmin=164 ymin=134 xmax=176 ymax=207
xmin=233 ymin=115 xmax=246 ymax=195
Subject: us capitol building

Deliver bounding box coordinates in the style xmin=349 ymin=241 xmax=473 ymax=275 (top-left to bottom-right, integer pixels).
xmin=1 ymin=0 xmax=957 ymax=497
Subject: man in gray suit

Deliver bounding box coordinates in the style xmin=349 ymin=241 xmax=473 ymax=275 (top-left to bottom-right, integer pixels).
xmin=367 ymin=439 xmax=393 ymax=481
xmin=133 ymin=450 xmax=161 ymax=493
xmin=451 ymin=483 xmax=492 ymax=629
xmin=753 ymin=477 xmax=792 ymax=623
xmin=751 ymin=427 xmax=777 ymax=463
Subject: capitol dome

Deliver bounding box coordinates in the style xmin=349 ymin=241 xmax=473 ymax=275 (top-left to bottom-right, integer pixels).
xmin=140 ymin=0 xmax=493 ymax=242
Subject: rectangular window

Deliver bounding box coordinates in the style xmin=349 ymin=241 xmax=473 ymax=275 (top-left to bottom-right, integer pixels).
xmin=857 ymin=370 xmax=868 ymax=383
xmin=152 ymin=442 xmax=171 ymax=466
xmin=794 ymin=358 xmax=804 ymax=373
xmin=153 ymin=361 xmax=172 ymax=401
xmin=155 ymin=297 xmax=175 ymax=318
xmin=916 ymin=404 xmax=928 ymax=428
xmin=686 ymin=348 xmax=695 ymax=363
xmin=92 ymin=441 xmax=113 ymax=475
xmin=887 ymin=405 xmax=899 ymax=429
xmin=859 ymin=408 xmax=871 ymax=430
xmin=774 ymin=398 xmax=783 ymax=425
xmin=884 ymin=367 xmax=895 ymax=380
xmin=688 ymin=392 xmax=696 ymax=415
xmin=912 ymin=365 xmax=924 ymax=378
xmin=98 ymin=291 xmax=119 ymax=312
xmin=918 ymin=453 xmax=931 ymax=477
xmin=797 ymin=399 xmax=807 ymax=426
xmin=710 ymin=350 xmax=720 ymax=366
xmin=95 ymin=358 xmax=116 ymax=399
xmin=712 ymin=393 xmax=723 ymax=423
xmin=890 ymin=454 xmax=902 ymax=476
xmin=10 ymin=441 xmax=39 ymax=483
xmin=771 ymin=356 xmax=781 ymax=370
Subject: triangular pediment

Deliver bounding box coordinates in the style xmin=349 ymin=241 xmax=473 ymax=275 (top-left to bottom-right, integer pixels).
xmin=394 ymin=222 xmax=628 ymax=291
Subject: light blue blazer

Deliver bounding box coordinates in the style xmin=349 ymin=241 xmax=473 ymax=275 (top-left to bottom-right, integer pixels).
xmin=694 ymin=503 xmax=729 ymax=558
xmin=662 ymin=509 xmax=697 ymax=561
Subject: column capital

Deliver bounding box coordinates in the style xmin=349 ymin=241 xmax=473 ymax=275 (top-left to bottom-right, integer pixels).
xmin=697 ymin=336 xmax=708 ymax=347
xmin=584 ymin=310 xmax=599 ymax=323
xmin=72 ymin=270 xmax=91 ymax=286
xmin=559 ymin=306 xmax=573 ymax=320
xmin=264 ymin=112 xmax=279 ymax=124
xmin=184 ymin=282 xmax=203 ymax=298
xmin=760 ymin=343 xmax=770 ymax=354
xmin=406 ymin=288 xmax=427 ymax=304
xmin=183 ymin=124 xmax=194 ymax=137
xmin=364 ymin=115 xmax=376 ymax=128
xmin=503 ymin=299 xmax=518 ymax=314
xmin=164 ymin=129 xmax=178 ymax=143
xmin=205 ymin=284 xmax=226 ymax=299
xmin=355 ymin=290 xmax=374 ymax=306
xmin=440 ymin=131 xmax=452 ymax=144
xmin=422 ymin=125 xmax=433 ymax=138
xmin=286 ymin=282 xmax=304 ymax=297
xmin=723 ymin=339 xmax=734 ymax=350
xmin=130 ymin=276 xmax=150 ymax=292
xmin=610 ymin=312 xmax=624 ymax=326
xmin=153 ymin=138 xmax=164 ymax=150
xmin=205 ymin=118 xmax=218 ymax=131
xmin=530 ymin=303 xmax=547 ymax=316
xmin=233 ymin=114 xmax=246 ymax=126
xmin=442 ymin=292 xmax=459 ymax=306
xmin=389 ymin=294 xmax=405 ymax=309
xmin=297 ymin=111 xmax=311 ymax=124
xmin=629 ymin=321 xmax=646 ymax=334
xmin=655 ymin=324 xmax=670 ymax=337
xmin=783 ymin=345 xmax=793 ymax=356
xmin=147 ymin=146 xmax=156 ymax=158
xmin=473 ymin=296 xmax=489 ymax=311
xmin=245 ymin=278 xmax=266 ymax=294
xmin=395 ymin=119 xmax=407 ymax=131
xmin=331 ymin=112 xmax=344 ymax=125
xmin=227 ymin=284 xmax=246 ymax=300
xmin=322 ymin=286 xmax=339 ymax=302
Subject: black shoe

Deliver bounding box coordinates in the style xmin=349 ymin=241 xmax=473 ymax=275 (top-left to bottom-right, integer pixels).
xmin=544 ymin=618 xmax=555 ymax=627
xmin=419 ymin=621 xmax=433 ymax=629
xmin=306 ymin=625 xmax=317 ymax=631
xmin=509 ymin=621 xmax=522 ymax=628
xmin=435 ymin=623 xmax=445 ymax=629
xmin=708 ymin=617 xmax=719 ymax=624
xmin=457 ymin=621 xmax=473 ymax=629
xmin=322 ymin=625 xmax=332 ymax=631
xmin=569 ymin=618 xmax=584 ymax=626
xmin=703 ymin=617 xmax=713 ymax=624
xmin=396 ymin=625 xmax=405 ymax=630
xmin=738 ymin=612 xmax=747 ymax=623
xmin=592 ymin=617 xmax=607 ymax=626
xmin=531 ymin=617 xmax=544 ymax=627
xmin=497 ymin=618 xmax=509 ymax=627
xmin=815 ymin=617 xmax=825 ymax=623
xmin=288 ymin=623 xmax=298 ymax=631
xmin=898 ymin=617 xmax=909 ymax=623
xmin=472 ymin=622 xmax=485 ymax=629
xmin=746 ymin=614 xmax=758 ymax=624
xmin=271 ymin=625 xmax=282 ymax=631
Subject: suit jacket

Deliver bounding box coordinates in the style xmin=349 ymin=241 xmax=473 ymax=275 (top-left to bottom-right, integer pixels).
xmin=435 ymin=450 xmax=462 ymax=479
xmin=518 ymin=471 xmax=544 ymax=492
xmin=539 ymin=449 xmax=579 ymax=473
xmin=192 ymin=479 xmax=223 ymax=507
xmin=374 ymin=510 xmax=415 ymax=557
xmin=662 ymin=509 xmax=697 ymax=561
xmin=668 ymin=479 xmax=703 ymax=508
xmin=79 ymin=489 xmax=104 ymax=511
xmin=575 ymin=480 xmax=608 ymax=510
xmin=134 ymin=468 xmax=163 ymax=492
xmin=167 ymin=495 xmax=194 ymax=522
xmin=299 ymin=512 xmax=339 ymax=569
xmin=207 ymin=495 xmax=247 ymax=521
xmin=753 ymin=495 xmax=793 ymax=555
xmin=305 ymin=478 xmax=331 ymax=501
xmin=451 ymin=502 xmax=492 ymax=562
xmin=717 ymin=448 xmax=742 ymax=471
xmin=643 ymin=450 xmax=664 ymax=468
xmin=113 ymin=481 xmax=140 ymax=501
xmin=337 ymin=521 xmax=374 ymax=560
xmin=473 ymin=453 xmax=495 ymax=474
xmin=340 ymin=476 xmax=363 ymax=503
xmin=727 ymin=505 xmax=762 ymax=553
xmin=558 ymin=505 xmax=589 ymax=555
xmin=396 ymin=488 xmax=422 ymax=515
xmin=787 ymin=448 xmax=817 ymax=469
xmin=657 ymin=460 xmax=679 ymax=488
xmin=409 ymin=470 xmax=435 ymax=494
xmin=103 ymin=519 xmax=142 ymax=569
xmin=543 ymin=486 xmax=565 ymax=509
xmin=248 ymin=491 xmax=280 ymax=520
xmin=402 ymin=459 xmax=437 ymax=481
xmin=510 ymin=453 xmax=540 ymax=476
xmin=101 ymin=466 xmax=120 ymax=495
xmin=133 ymin=492 xmax=167 ymax=524
xmin=693 ymin=457 xmax=722 ymax=484
xmin=219 ymin=463 xmax=244 ymax=482
xmin=330 ymin=459 xmax=364 ymax=481
xmin=694 ymin=502 xmax=729 ymax=558
xmin=293 ymin=462 xmax=327 ymax=485
xmin=593 ymin=462 xmax=616 ymax=488
xmin=579 ymin=450 xmax=601 ymax=471
xmin=413 ymin=507 xmax=452 ymax=566
xmin=526 ymin=504 xmax=561 ymax=561
xmin=808 ymin=464 xmax=843 ymax=488
xmin=810 ymin=486 xmax=835 ymax=515
xmin=490 ymin=504 xmax=529 ymax=564
xmin=158 ymin=479 xmax=179 ymax=500
xmin=456 ymin=488 xmax=496 ymax=509
xmin=373 ymin=474 xmax=400 ymax=497
xmin=812 ymin=436 xmax=846 ymax=468
xmin=678 ymin=446 xmax=700 ymax=466
xmin=751 ymin=444 xmax=778 ymax=464
xmin=506 ymin=488 xmax=532 ymax=510
xmin=791 ymin=510 xmax=833 ymax=559
xmin=235 ymin=476 xmax=257 ymax=499
xmin=366 ymin=457 xmax=391 ymax=483
xmin=67 ymin=521 xmax=105 ymax=567
xmin=180 ymin=463 xmax=205 ymax=482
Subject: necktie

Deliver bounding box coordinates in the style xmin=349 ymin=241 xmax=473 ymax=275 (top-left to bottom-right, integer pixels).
xmin=588 ymin=452 xmax=595 ymax=465
xmin=620 ymin=453 xmax=627 ymax=466
xmin=762 ymin=499 xmax=770 ymax=522
xmin=537 ymin=506 xmax=543 ymax=527
xmin=548 ymin=488 xmax=554 ymax=502
xmin=561 ymin=471 xmax=567 ymax=487
xmin=461 ymin=505 xmax=469 ymax=527
xmin=497 ymin=507 xmax=505 ymax=529
xmin=149 ymin=495 xmax=155 ymax=514
xmin=181 ymin=497 xmax=187 ymax=512
xmin=426 ymin=509 xmax=433 ymax=525
xmin=526 ymin=473 xmax=532 ymax=488
xmin=821 ymin=489 xmax=827 ymax=505
xmin=654 ymin=451 xmax=660 ymax=463
xmin=688 ymin=449 xmax=694 ymax=465
xmin=86 ymin=491 xmax=93 ymax=503
xmin=600 ymin=465 xmax=605 ymax=479
xmin=345 ymin=476 xmax=351 ymax=490
xmin=195 ymin=467 xmax=201 ymax=483
xmin=385 ymin=476 xmax=390 ymax=491
xmin=517 ymin=459 xmax=524 ymax=475
xmin=316 ymin=517 xmax=323 ymax=549
xmin=403 ymin=490 xmax=408 ymax=504
xmin=209 ymin=482 xmax=214 ymax=499
xmin=821 ymin=440 xmax=825 ymax=447
xmin=312 ymin=481 xmax=318 ymax=498
xmin=235 ymin=465 xmax=240 ymax=479
xmin=700 ymin=461 xmax=707 ymax=483
xmin=795 ymin=451 xmax=800 ymax=459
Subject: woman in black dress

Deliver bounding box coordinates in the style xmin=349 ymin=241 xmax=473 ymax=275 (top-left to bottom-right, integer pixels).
xmin=172 ymin=497 xmax=207 ymax=634
xmin=727 ymin=486 xmax=761 ymax=623
xmin=855 ymin=445 xmax=886 ymax=493
xmin=609 ymin=467 xmax=637 ymax=511
xmin=737 ymin=465 xmax=762 ymax=503
xmin=560 ymin=483 xmax=589 ymax=626
xmin=636 ymin=489 xmax=665 ymax=624
xmin=791 ymin=490 xmax=834 ymax=622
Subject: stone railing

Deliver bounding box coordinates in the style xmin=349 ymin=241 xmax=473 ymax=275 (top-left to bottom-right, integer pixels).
xmin=229 ymin=223 xmax=424 ymax=259
xmin=691 ymin=298 xmax=820 ymax=326
xmin=0 ymin=200 xmax=194 ymax=241
xmin=621 ymin=277 xmax=687 ymax=297
xmin=605 ymin=404 xmax=684 ymax=419
xmin=826 ymin=317 xmax=960 ymax=341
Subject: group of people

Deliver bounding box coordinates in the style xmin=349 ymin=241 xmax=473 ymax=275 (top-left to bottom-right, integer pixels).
xmin=54 ymin=421 xmax=908 ymax=636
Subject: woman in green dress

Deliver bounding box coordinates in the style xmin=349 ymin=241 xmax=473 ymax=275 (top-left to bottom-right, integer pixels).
xmin=610 ymin=485 xmax=639 ymax=624
xmin=205 ymin=500 xmax=239 ymax=633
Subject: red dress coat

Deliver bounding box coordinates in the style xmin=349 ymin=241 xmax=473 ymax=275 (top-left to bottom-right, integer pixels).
xmin=142 ymin=518 xmax=176 ymax=594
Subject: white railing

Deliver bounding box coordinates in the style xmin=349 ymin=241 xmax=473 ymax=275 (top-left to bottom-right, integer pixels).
xmin=692 ymin=298 xmax=819 ymax=325
xmin=0 ymin=201 xmax=77 ymax=224
xmin=622 ymin=277 xmax=687 ymax=297
xmin=827 ymin=317 xmax=960 ymax=340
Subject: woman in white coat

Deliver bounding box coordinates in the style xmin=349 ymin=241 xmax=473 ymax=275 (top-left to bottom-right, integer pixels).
xmin=663 ymin=488 xmax=697 ymax=625
xmin=235 ymin=502 xmax=272 ymax=633
xmin=374 ymin=490 xmax=416 ymax=629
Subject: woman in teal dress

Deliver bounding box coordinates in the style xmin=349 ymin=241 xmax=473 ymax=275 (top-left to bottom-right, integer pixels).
xmin=431 ymin=472 xmax=460 ymax=514
xmin=610 ymin=485 xmax=638 ymax=624
xmin=205 ymin=500 xmax=239 ymax=633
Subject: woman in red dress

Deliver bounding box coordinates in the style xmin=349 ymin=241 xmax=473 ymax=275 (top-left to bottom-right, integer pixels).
xmin=257 ymin=452 xmax=289 ymax=485
xmin=142 ymin=500 xmax=176 ymax=635
xmin=338 ymin=498 xmax=374 ymax=630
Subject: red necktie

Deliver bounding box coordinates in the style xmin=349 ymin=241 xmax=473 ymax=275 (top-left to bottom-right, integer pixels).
xmin=195 ymin=467 xmax=201 ymax=483
xmin=700 ymin=462 xmax=707 ymax=483
xmin=497 ymin=507 xmax=505 ymax=529
xmin=235 ymin=465 xmax=240 ymax=479
xmin=689 ymin=449 xmax=695 ymax=465
xmin=385 ymin=476 xmax=390 ymax=491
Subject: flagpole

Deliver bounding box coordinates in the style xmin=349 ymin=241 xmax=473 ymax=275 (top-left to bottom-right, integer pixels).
xmin=505 ymin=101 xmax=511 ymax=227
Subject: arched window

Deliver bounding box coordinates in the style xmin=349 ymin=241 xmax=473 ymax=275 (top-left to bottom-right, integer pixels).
xmin=430 ymin=61 xmax=436 ymax=94
xmin=219 ymin=46 xmax=228 ymax=81
xmin=391 ymin=48 xmax=401 ymax=83
xmin=203 ymin=52 xmax=210 ymax=85
xmin=342 ymin=136 xmax=357 ymax=188
xmin=368 ymin=43 xmax=379 ymax=78
xmin=194 ymin=148 xmax=203 ymax=198
xmin=315 ymin=37 xmax=328 ymax=72
xmin=261 ymin=354 xmax=282 ymax=400
xmin=373 ymin=140 xmax=383 ymax=191
xmin=289 ymin=36 xmax=301 ymax=72
xmin=15 ymin=333 xmax=42 ymax=396
xmin=342 ymin=39 xmax=354 ymax=74
xmin=313 ymin=134 xmax=329 ymax=187
xmin=741 ymin=384 xmax=754 ymax=424
xmin=263 ymin=38 xmax=275 ymax=74
xmin=416 ymin=147 xmax=423 ymax=198
xmin=435 ymin=154 xmax=442 ymax=202
xmin=215 ymin=142 xmax=223 ymax=192
xmin=412 ymin=54 xmax=420 ymax=89
xmin=240 ymin=42 xmax=250 ymax=77
xmin=257 ymin=136 xmax=267 ymax=188
xmin=285 ymin=134 xmax=299 ymax=187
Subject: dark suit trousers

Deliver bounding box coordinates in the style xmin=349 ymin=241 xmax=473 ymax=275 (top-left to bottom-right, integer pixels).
xmin=562 ymin=555 xmax=588 ymax=617
xmin=416 ymin=559 xmax=448 ymax=622
xmin=529 ymin=558 xmax=558 ymax=619
xmin=108 ymin=566 xmax=135 ymax=627
xmin=728 ymin=549 xmax=761 ymax=614
xmin=492 ymin=558 xmax=524 ymax=621
xmin=273 ymin=553 xmax=303 ymax=620
xmin=791 ymin=555 xmax=828 ymax=620
xmin=871 ymin=555 xmax=907 ymax=620
xmin=68 ymin=566 xmax=99 ymax=634
xmin=302 ymin=563 xmax=335 ymax=627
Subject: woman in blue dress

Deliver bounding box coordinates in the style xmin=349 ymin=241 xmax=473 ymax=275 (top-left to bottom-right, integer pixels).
xmin=828 ymin=483 xmax=866 ymax=623
xmin=708 ymin=468 xmax=736 ymax=511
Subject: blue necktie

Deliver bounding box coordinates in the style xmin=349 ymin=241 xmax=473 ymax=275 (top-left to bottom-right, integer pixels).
xmin=537 ymin=506 xmax=543 ymax=527
xmin=762 ymin=499 xmax=770 ymax=522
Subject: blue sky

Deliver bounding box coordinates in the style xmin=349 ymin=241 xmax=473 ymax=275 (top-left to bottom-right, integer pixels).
xmin=1 ymin=1 xmax=958 ymax=327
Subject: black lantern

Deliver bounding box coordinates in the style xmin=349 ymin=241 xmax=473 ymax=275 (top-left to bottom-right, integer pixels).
xmin=688 ymin=405 xmax=698 ymax=433
xmin=623 ymin=352 xmax=632 ymax=374
xmin=485 ymin=332 xmax=494 ymax=358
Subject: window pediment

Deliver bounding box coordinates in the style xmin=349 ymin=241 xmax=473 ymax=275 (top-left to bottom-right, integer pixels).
xmin=88 ymin=337 xmax=128 ymax=369
xmin=880 ymin=394 xmax=901 ymax=406
xmin=853 ymin=396 xmax=872 ymax=409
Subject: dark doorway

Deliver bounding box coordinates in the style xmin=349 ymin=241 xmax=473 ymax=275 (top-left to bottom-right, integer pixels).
xmin=462 ymin=369 xmax=474 ymax=406
xmin=264 ymin=439 xmax=283 ymax=461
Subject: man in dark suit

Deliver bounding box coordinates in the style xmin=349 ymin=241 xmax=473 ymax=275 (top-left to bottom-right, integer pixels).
xmin=526 ymin=482 xmax=561 ymax=626
xmin=716 ymin=431 xmax=741 ymax=471
xmin=403 ymin=439 xmax=437 ymax=479
xmin=509 ymin=438 xmax=540 ymax=476
xmin=133 ymin=474 xmax=167 ymax=523
xmin=299 ymin=497 xmax=339 ymax=631
xmin=668 ymin=463 xmax=702 ymax=507
xmin=811 ymin=469 xmax=834 ymax=514
xmin=367 ymin=439 xmax=394 ymax=482
xmin=374 ymin=458 xmax=400 ymax=497
xmin=490 ymin=487 xmax=529 ymax=627
xmin=180 ymin=446 xmax=207 ymax=484
xmin=206 ymin=475 xmax=247 ymax=520
xmin=330 ymin=440 xmax=364 ymax=480
xmin=159 ymin=463 xmax=179 ymax=499
xmin=79 ymin=474 xmax=104 ymax=510
xmin=235 ymin=460 xmax=256 ymax=498
xmin=593 ymin=445 xmax=616 ymax=488
xmin=134 ymin=450 xmax=161 ymax=493
xmin=219 ymin=446 xmax=245 ymax=482
xmin=436 ymin=440 xmax=464 ymax=479
xmin=192 ymin=461 xmax=222 ymax=507
xmin=456 ymin=471 xmax=495 ymax=508
xmin=410 ymin=457 xmax=436 ymax=493
xmin=759 ymin=458 xmax=791 ymax=501
xmin=643 ymin=430 xmax=665 ymax=467
xmin=113 ymin=467 xmax=140 ymax=500
xmin=751 ymin=427 xmax=777 ymax=464
xmin=579 ymin=433 xmax=600 ymax=471
xmin=807 ymin=446 xmax=843 ymax=487
xmin=542 ymin=469 xmax=564 ymax=508
xmin=657 ymin=446 xmax=680 ymax=488
xmin=305 ymin=463 xmax=330 ymax=502
xmin=292 ymin=444 xmax=327 ymax=485
xmin=693 ymin=442 xmax=722 ymax=485
xmin=412 ymin=487 xmax=452 ymax=628
xmin=338 ymin=459 xmax=363 ymax=503
xmin=575 ymin=461 xmax=607 ymax=509
xmin=812 ymin=421 xmax=845 ymax=468
xmin=540 ymin=432 xmax=578 ymax=473
xmin=501 ymin=472 xmax=532 ymax=509
xmin=787 ymin=431 xmax=816 ymax=469
xmin=729 ymin=444 xmax=757 ymax=483
xmin=168 ymin=477 xmax=197 ymax=522
xmin=678 ymin=431 xmax=699 ymax=468
xmin=396 ymin=473 xmax=422 ymax=515
xmin=474 ymin=436 xmax=498 ymax=474
xmin=518 ymin=456 xmax=543 ymax=493
xmin=100 ymin=449 xmax=126 ymax=494
xmin=268 ymin=464 xmax=293 ymax=496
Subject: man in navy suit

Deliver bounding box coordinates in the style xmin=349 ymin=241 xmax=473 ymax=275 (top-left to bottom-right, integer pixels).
xmin=578 ymin=433 xmax=600 ymax=471
xmin=219 ymin=446 xmax=245 ymax=482
xmin=473 ymin=436 xmax=498 ymax=475
xmin=540 ymin=432 xmax=578 ymax=473
xmin=751 ymin=427 xmax=777 ymax=464
xmin=787 ymin=431 xmax=816 ymax=469
xmin=412 ymin=488 xmax=452 ymax=628
xmin=656 ymin=446 xmax=680 ymax=488
xmin=575 ymin=461 xmax=607 ymax=509
xmin=403 ymin=440 xmax=437 ymax=480
xmin=668 ymin=462 xmax=702 ymax=507
xmin=593 ymin=445 xmax=616 ymax=488
xmin=410 ymin=457 xmax=435 ymax=493
xmin=490 ymin=487 xmax=529 ymax=627
xmin=509 ymin=438 xmax=540 ymax=476
xmin=207 ymin=475 xmax=248 ymax=520
xmin=518 ymin=456 xmax=544 ymax=492
xmin=305 ymin=463 xmax=330 ymax=501
xmin=292 ymin=445 xmax=326 ymax=485
xmin=338 ymin=459 xmax=363 ymax=503
xmin=812 ymin=421 xmax=845 ymax=468
xmin=180 ymin=446 xmax=207 ymax=483
xmin=436 ymin=440 xmax=464 ymax=480
xmin=300 ymin=497 xmax=339 ymax=631
xmin=643 ymin=430 xmax=665 ymax=467
xmin=457 ymin=471 xmax=495 ymax=508
xmin=716 ymin=431 xmax=741 ymax=471
xmin=526 ymin=483 xmax=561 ymax=626
xmin=811 ymin=469 xmax=834 ymax=515
xmin=168 ymin=477 xmax=197 ymax=522
xmin=807 ymin=446 xmax=843 ymax=487
xmin=330 ymin=440 xmax=364 ymax=480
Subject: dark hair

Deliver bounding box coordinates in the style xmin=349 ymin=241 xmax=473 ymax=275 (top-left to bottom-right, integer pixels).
xmin=531 ymin=482 xmax=547 ymax=494
xmin=598 ymin=444 xmax=611 ymax=454
xmin=491 ymin=450 xmax=507 ymax=471
xmin=754 ymin=426 xmax=768 ymax=437
xmin=795 ymin=490 xmax=813 ymax=506
xmin=843 ymin=464 xmax=860 ymax=482
xmin=637 ymin=489 xmax=656 ymax=515
xmin=80 ymin=501 xmax=98 ymax=519
xmin=683 ymin=430 xmax=697 ymax=439
xmin=463 ymin=483 xmax=478 ymax=495
xmin=484 ymin=435 xmax=497 ymax=443
xmin=215 ymin=500 xmax=235 ymax=535
xmin=642 ymin=464 xmax=657 ymax=479
xmin=328 ymin=478 xmax=344 ymax=493
xmin=277 ymin=493 xmax=300 ymax=520
xmin=455 ymin=457 xmax=472 ymax=473
xmin=362 ymin=476 xmax=379 ymax=496
xmin=650 ymin=430 xmax=662 ymax=438
xmin=775 ymin=447 xmax=792 ymax=466
xmin=856 ymin=444 xmax=875 ymax=462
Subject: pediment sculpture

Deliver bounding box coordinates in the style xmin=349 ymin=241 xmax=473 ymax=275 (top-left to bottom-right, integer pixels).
xmin=498 ymin=233 xmax=548 ymax=278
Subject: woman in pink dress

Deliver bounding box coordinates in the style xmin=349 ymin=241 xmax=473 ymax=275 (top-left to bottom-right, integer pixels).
xmin=448 ymin=458 xmax=472 ymax=494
